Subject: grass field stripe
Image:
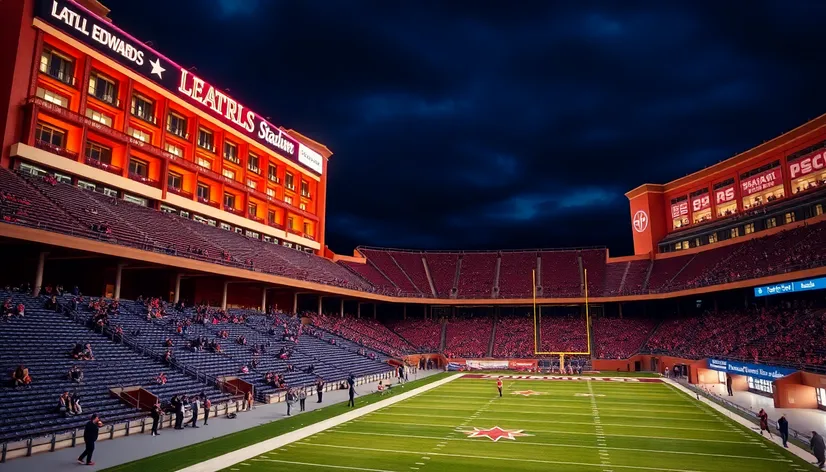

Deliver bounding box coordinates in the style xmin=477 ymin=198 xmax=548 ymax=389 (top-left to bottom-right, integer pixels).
xmin=373 ymin=412 xmax=733 ymax=431
xmin=330 ymin=431 xmax=792 ymax=463
xmin=300 ymin=443 xmax=705 ymax=472
xmin=175 ymin=374 xmax=462 ymax=472
xmin=390 ymin=405 xmax=720 ymax=422
xmin=353 ymin=420 xmax=758 ymax=444
xmin=397 ymin=401 xmax=708 ymax=415
xmin=251 ymin=458 xmax=398 ymax=471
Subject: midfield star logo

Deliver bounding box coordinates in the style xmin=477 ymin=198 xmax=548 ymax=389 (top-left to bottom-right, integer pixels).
xmin=463 ymin=426 xmax=531 ymax=442
xmin=511 ymin=390 xmax=543 ymax=396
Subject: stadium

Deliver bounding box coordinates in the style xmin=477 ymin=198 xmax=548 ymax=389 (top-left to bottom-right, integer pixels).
xmin=0 ymin=0 xmax=825 ymax=470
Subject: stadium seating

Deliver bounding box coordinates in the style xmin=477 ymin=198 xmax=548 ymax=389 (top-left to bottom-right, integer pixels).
xmin=388 ymin=251 xmax=433 ymax=296
xmin=492 ymin=313 xmax=535 ymax=358
xmin=497 ymin=252 xmax=537 ymax=298
xmin=309 ymin=314 xmax=413 ymax=357
xmin=443 ymin=316 xmax=493 ymax=357
xmin=425 ymin=253 xmax=459 ymax=297
xmin=456 ymin=253 xmax=497 ymax=298
xmin=385 ymin=318 xmax=443 ymax=352
xmin=580 ymin=249 xmax=606 ymax=297
xmin=538 ymin=314 xmax=588 ymax=353
xmin=540 ymin=251 xmax=581 ymax=297
xmin=358 ymin=249 xmax=422 ymax=296
xmin=593 ymin=317 xmax=657 ymax=359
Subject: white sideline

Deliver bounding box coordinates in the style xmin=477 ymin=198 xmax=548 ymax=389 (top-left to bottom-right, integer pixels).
xmin=176 ymin=374 xmax=461 ymax=472
xmin=663 ymin=378 xmax=818 ymax=465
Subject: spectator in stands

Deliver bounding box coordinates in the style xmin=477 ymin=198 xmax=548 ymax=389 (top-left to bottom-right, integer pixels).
xmin=71 ymin=393 xmax=82 ymax=416
xmin=83 ymin=343 xmax=94 ymax=360
xmin=15 ymin=302 xmax=24 ymax=317
xmin=11 ymin=364 xmax=31 ymax=387
xmin=68 ymin=365 xmax=83 ymax=383
xmin=58 ymin=391 xmax=71 ymax=416
xmin=155 ymin=372 xmax=167 ymax=385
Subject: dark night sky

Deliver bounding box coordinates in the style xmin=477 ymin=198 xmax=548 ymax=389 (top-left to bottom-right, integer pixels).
xmin=104 ymin=0 xmax=826 ymax=256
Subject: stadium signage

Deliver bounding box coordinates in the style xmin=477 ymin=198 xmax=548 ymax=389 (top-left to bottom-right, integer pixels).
xmin=35 ymin=0 xmax=324 ymax=175
xmin=707 ymin=358 xmax=795 ymax=381
xmin=632 ymin=210 xmax=648 ymax=233
xmin=788 ymin=150 xmax=825 ymax=179
xmin=691 ymin=194 xmax=710 ymax=212
xmin=740 ymin=168 xmax=781 ymax=196
xmin=753 ymin=275 xmax=826 ymax=298
xmin=670 ymin=201 xmax=688 ymax=219
xmin=715 ymin=185 xmax=736 ymax=204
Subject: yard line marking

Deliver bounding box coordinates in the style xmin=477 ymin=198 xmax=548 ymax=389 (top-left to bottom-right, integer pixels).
xmin=328 ymin=431 xmax=791 ymax=462
xmin=373 ymin=412 xmax=732 ymax=431
xmin=251 ymin=458 xmax=398 ymax=471
xmin=353 ymin=420 xmax=756 ymax=444
xmin=302 ymin=443 xmax=705 ymax=472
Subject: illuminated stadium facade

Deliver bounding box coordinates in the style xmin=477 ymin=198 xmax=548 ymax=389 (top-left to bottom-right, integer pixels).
xmin=0 ymin=0 xmax=824 ymax=306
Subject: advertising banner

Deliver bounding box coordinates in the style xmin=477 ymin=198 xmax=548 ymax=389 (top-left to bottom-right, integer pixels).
xmin=670 ymin=201 xmax=688 ymax=219
xmin=466 ymin=360 xmax=510 ymax=370
xmin=446 ymin=361 xmax=466 ymax=371
xmin=753 ymin=276 xmax=826 ymax=297
xmin=789 ymin=150 xmax=826 ymax=179
xmin=707 ymin=359 xmax=795 ymax=381
xmin=691 ymin=193 xmax=710 ymax=212
xmin=508 ymin=360 xmax=538 ymax=371
xmin=714 ymin=184 xmax=737 ymax=205
xmin=740 ymin=168 xmax=781 ymax=196
xmin=36 ymin=0 xmax=323 ymax=174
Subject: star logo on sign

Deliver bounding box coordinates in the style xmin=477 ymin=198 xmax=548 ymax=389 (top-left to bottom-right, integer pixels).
xmin=463 ymin=426 xmax=531 ymax=442
xmin=149 ymin=57 xmax=165 ymax=79
xmin=511 ymin=390 xmax=542 ymax=396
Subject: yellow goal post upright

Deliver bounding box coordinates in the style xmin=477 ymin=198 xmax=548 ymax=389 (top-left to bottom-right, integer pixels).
xmin=533 ymin=268 xmax=592 ymax=369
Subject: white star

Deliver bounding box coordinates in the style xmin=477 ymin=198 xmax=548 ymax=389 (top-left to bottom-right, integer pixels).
xmin=149 ymin=57 xmax=165 ymax=79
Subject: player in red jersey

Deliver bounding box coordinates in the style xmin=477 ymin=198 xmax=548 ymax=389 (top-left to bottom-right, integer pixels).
xmin=496 ymin=377 xmax=503 ymax=397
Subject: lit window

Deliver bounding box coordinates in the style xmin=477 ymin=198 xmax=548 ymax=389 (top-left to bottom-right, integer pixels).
xmin=196 ymin=156 xmax=212 ymax=169
xmin=36 ymin=87 xmax=69 ymax=108
xmin=299 ymin=202 xmax=306 ymax=211
xmin=266 ymin=188 xmax=275 ymax=197
xmin=248 ymin=153 xmax=260 ymax=173
xmin=128 ymin=157 xmax=149 ymax=178
xmin=35 ymin=122 xmax=67 ymax=147
xmin=85 ymin=108 xmax=113 ymax=127
xmin=766 ymin=217 xmax=777 ymax=229
xmin=130 ymin=94 xmax=156 ymax=124
xmin=744 ymin=223 xmax=754 ymax=235
xmin=84 ymin=142 xmax=112 ymax=165
xmin=197 ymin=183 xmax=210 ymax=201
xmin=128 ymin=127 xmax=150 ymax=142
xmin=223 ymin=193 xmax=236 ymax=209
xmin=285 ymin=172 xmax=294 ymax=190
xmin=284 ymin=195 xmax=293 ymax=205
xmin=224 ymin=141 xmax=239 ymax=164
xmin=785 ymin=212 xmax=796 ymax=224
xmin=247 ymin=179 xmax=256 ymax=189
xmin=167 ymin=172 xmax=182 ymax=190
xmin=197 ymin=127 xmax=214 ymax=152
xmin=40 ymin=47 xmax=75 ymax=85
xmin=165 ymin=143 xmax=183 ymax=157
xmin=222 ymin=168 xmax=236 ymax=180
xmin=167 ymin=112 xmax=187 ymax=138
xmin=730 ymin=227 xmax=740 ymax=238
xmin=88 ymin=71 xmax=118 ymax=105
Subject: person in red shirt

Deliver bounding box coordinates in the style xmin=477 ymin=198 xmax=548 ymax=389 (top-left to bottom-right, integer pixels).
xmin=496 ymin=378 xmax=503 ymax=397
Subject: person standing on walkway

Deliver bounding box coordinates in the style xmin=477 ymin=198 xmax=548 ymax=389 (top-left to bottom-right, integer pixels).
xmin=189 ymin=396 xmax=200 ymax=428
xmin=811 ymin=431 xmax=825 ymax=469
xmin=348 ymin=375 xmax=356 ymax=407
xmin=758 ymin=409 xmax=772 ymax=438
xmin=286 ymin=389 xmax=294 ymax=416
xmin=298 ymin=388 xmax=306 ymax=412
xmin=726 ymin=373 xmax=733 ymax=396
xmin=77 ymin=414 xmax=102 ymax=466
xmin=316 ymin=378 xmax=324 ymax=403
xmin=203 ymin=394 xmax=210 ymax=426
xmin=172 ymin=395 xmax=184 ymax=430
xmin=150 ymin=402 xmax=161 ymax=436
xmin=496 ymin=377 xmax=503 ymax=397
xmin=778 ymin=415 xmax=789 ymax=448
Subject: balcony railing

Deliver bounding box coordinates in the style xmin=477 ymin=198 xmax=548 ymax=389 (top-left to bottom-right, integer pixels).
xmin=168 ymin=186 xmax=193 ymax=199
xmin=224 ymin=154 xmax=240 ymax=165
xmin=248 ymin=165 xmax=260 ymax=174
xmin=90 ymin=91 xmax=120 ymax=108
xmin=224 ymin=206 xmax=241 ymax=215
xmin=268 ymin=175 xmax=280 ymax=184
xmin=128 ymin=172 xmax=161 ymax=188
xmin=34 ymin=139 xmax=78 ymax=160
xmin=249 ymin=215 xmax=264 ymax=224
xmin=85 ymin=157 xmax=122 ymax=176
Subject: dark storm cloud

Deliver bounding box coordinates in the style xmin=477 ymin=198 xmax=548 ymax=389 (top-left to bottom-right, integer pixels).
xmin=105 ymin=0 xmax=826 ymax=255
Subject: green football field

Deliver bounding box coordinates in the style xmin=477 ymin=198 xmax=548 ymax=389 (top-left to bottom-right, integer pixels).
xmin=220 ymin=375 xmax=817 ymax=472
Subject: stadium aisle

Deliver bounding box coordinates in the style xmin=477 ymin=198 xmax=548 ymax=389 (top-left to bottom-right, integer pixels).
xmin=1 ymin=370 xmax=442 ymax=472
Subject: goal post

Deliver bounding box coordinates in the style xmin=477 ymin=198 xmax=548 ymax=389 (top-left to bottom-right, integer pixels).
xmin=533 ymin=268 xmax=591 ymax=361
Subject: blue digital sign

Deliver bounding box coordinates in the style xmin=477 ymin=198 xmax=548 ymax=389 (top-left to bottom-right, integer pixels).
xmin=707 ymin=359 xmax=796 ymax=381
xmin=753 ymin=276 xmax=826 ymax=298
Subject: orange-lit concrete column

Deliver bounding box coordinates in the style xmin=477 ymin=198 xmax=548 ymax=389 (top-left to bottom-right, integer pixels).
xmin=261 ymin=287 xmax=267 ymax=313
xmin=113 ymin=262 xmax=125 ymax=300
xmin=173 ymin=273 xmax=182 ymax=303
xmin=340 ymin=299 xmax=344 ymax=317
xmin=293 ymin=292 xmax=298 ymax=313
xmin=221 ymin=281 xmax=228 ymax=310
xmin=317 ymin=296 xmax=323 ymax=316
xmin=32 ymin=251 xmax=47 ymax=297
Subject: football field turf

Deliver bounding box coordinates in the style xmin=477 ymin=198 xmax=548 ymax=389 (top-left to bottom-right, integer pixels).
xmin=221 ymin=375 xmax=817 ymax=472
